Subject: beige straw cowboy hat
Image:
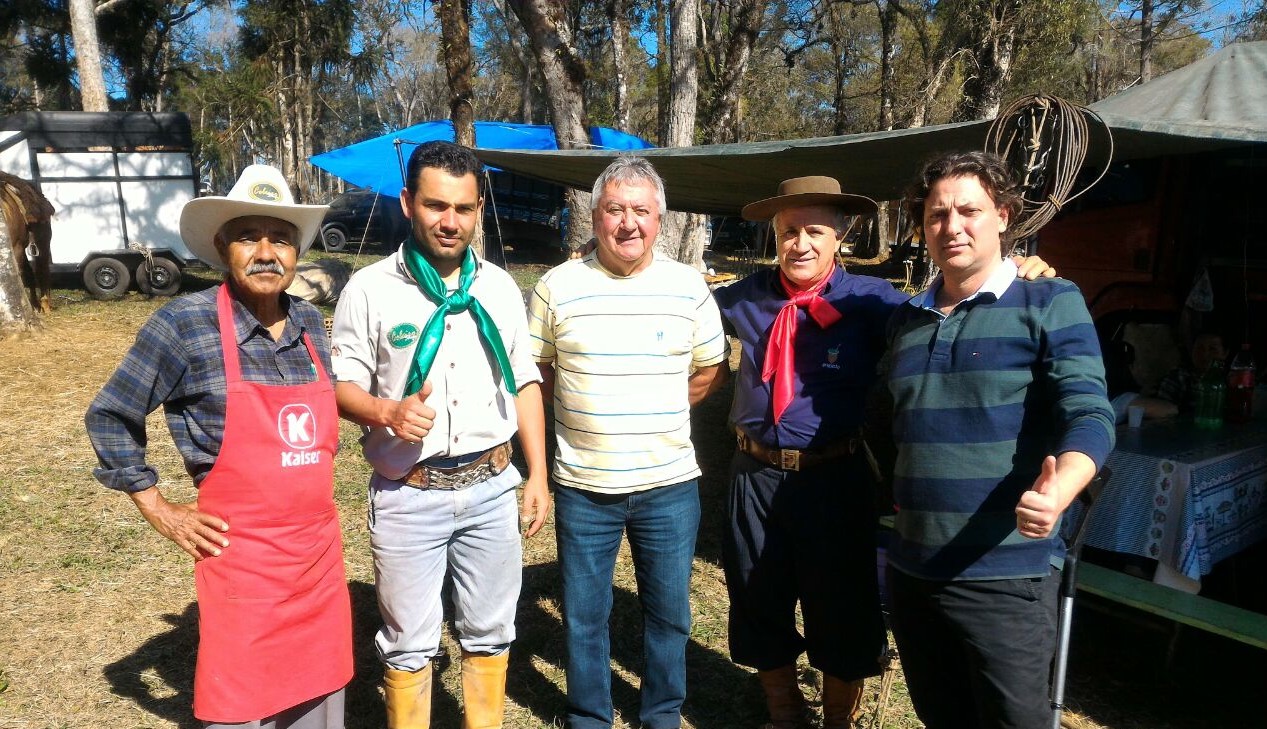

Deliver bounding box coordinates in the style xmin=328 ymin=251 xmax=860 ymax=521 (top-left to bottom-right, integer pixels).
xmin=180 ymin=164 xmax=328 ymax=271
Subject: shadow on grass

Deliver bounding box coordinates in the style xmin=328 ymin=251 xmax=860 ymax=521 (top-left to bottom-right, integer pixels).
xmin=509 ymin=561 xmax=765 ymax=729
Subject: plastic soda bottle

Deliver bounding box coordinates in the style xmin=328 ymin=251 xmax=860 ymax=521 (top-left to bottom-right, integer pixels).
xmin=1194 ymin=359 xmax=1226 ymax=429
xmin=1226 ymin=344 xmax=1256 ymax=424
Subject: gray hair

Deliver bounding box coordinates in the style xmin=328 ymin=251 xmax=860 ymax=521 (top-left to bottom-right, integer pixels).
xmin=590 ymin=156 xmax=667 ymax=215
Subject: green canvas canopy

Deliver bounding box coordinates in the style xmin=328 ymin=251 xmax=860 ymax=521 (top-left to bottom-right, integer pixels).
xmin=474 ymin=41 xmax=1267 ymax=215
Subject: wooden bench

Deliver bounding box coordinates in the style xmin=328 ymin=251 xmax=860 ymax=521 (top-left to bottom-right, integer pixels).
xmin=1076 ymin=562 xmax=1267 ymax=650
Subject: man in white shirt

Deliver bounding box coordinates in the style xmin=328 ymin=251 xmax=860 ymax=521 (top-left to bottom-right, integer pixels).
xmin=332 ymin=141 xmax=549 ymax=729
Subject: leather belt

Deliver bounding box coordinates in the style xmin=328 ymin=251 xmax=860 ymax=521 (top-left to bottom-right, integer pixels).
xmin=735 ymin=429 xmax=860 ymax=472
xmin=402 ymin=441 xmax=513 ymax=490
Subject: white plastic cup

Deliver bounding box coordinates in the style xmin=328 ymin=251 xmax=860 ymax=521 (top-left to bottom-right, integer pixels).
xmin=1127 ymin=405 xmax=1145 ymax=428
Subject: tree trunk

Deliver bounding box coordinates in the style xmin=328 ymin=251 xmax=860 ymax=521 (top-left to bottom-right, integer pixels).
xmin=657 ymin=0 xmax=705 ymax=268
xmin=1140 ymin=0 xmax=1155 ymax=82
xmin=0 ymin=219 xmax=38 ymax=335
xmin=654 ymin=0 xmax=670 ymax=146
xmin=609 ymin=0 xmax=631 ymax=132
xmin=439 ymin=0 xmax=482 ymax=257
xmin=440 ymin=0 xmax=476 ymax=146
xmin=494 ymin=0 xmax=538 ymax=122
xmin=507 ymin=0 xmax=594 ymax=251
xmin=69 ymin=0 xmax=110 ymax=111
xmin=877 ymin=0 xmax=898 ymax=130
xmin=699 ymin=0 xmax=764 ymax=145
xmin=953 ymin=1 xmax=1019 ymax=122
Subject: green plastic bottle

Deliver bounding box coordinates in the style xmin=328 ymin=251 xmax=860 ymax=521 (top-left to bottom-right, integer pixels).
xmin=1194 ymin=359 xmax=1226 ymax=429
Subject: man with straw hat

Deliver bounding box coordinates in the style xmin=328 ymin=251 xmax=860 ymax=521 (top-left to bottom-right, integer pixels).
xmin=331 ymin=141 xmax=548 ymax=729
xmin=714 ymin=174 xmax=1055 ymax=728
xmin=86 ymin=164 xmax=352 ymax=728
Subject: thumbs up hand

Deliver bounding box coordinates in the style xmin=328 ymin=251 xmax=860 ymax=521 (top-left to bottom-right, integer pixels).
xmin=388 ymin=380 xmax=437 ymax=445
xmin=1016 ymin=455 xmax=1060 ymax=539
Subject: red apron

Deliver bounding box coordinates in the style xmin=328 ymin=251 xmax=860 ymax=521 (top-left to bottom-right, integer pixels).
xmin=192 ymin=283 xmax=353 ymax=723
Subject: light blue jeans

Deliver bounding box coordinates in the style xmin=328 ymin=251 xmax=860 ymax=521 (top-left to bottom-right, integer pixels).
xmin=369 ymin=464 xmax=523 ymax=671
xmin=554 ymin=480 xmax=701 ymax=729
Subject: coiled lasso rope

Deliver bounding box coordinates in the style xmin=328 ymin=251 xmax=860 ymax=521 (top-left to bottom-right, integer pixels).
xmin=985 ymin=94 xmax=1114 ymax=245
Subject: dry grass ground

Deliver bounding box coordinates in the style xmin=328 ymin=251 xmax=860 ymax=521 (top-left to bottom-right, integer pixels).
xmin=0 ymin=248 xmax=1260 ymax=728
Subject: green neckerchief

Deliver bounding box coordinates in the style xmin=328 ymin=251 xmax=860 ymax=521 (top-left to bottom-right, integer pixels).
xmin=400 ymin=239 xmax=517 ymax=397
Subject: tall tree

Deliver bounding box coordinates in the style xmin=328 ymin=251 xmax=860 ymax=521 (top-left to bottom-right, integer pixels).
xmin=68 ymin=0 xmax=108 ymax=110
xmin=97 ymin=0 xmax=212 ymax=112
xmin=1127 ymin=0 xmax=1203 ymax=82
xmin=652 ymin=0 xmax=710 ymax=268
xmin=698 ymin=0 xmax=767 ymax=144
xmin=608 ymin=0 xmax=632 ymax=131
xmin=239 ymin=0 xmax=355 ymax=201
xmin=951 ymin=0 xmax=1022 ymax=121
xmin=507 ymin=0 xmax=594 ymax=251
xmin=438 ymin=0 xmax=476 ymax=146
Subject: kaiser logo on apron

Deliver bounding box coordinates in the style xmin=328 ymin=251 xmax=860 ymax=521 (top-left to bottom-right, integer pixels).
xmin=278 ymin=403 xmax=320 ymax=466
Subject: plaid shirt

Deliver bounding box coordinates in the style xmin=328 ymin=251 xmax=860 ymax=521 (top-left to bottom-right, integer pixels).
xmin=85 ymin=286 xmax=332 ymax=492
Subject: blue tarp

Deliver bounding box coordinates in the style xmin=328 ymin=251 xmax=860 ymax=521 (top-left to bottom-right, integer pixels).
xmin=309 ymin=120 xmax=653 ymax=197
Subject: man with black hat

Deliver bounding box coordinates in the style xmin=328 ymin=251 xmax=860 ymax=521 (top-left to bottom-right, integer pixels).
xmin=86 ymin=164 xmax=352 ymax=728
xmin=714 ymin=176 xmax=1053 ymax=728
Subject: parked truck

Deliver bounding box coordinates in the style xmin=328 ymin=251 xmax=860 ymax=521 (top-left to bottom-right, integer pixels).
xmin=0 ymin=111 xmax=200 ymax=299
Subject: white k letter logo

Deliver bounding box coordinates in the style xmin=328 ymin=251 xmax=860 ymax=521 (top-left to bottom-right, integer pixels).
xmin=277 ymin=404 xmax=318 ymax=449
xmin=286 ymin=412 xmax=311 ymax=444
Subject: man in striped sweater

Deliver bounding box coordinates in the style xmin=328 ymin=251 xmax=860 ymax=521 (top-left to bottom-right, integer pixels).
xmin=884 ymin=151 xmax=1115 ymax=729
xmin=528 ymin=156 xmax=728 ymax=729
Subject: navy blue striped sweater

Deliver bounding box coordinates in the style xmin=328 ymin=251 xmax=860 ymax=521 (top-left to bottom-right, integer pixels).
xmin=884 ymin=275 xmax=1115 ymax=581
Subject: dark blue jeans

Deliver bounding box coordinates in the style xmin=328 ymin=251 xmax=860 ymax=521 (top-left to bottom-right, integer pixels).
xmin=886 ymin=565 xmax=1060 ymax=729
xmin=554 ymin=480 xmax=700 ymax=729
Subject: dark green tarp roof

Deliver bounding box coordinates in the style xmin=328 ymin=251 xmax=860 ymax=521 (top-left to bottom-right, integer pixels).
xmin=474 ymin=41 xmax=1267 ymax=215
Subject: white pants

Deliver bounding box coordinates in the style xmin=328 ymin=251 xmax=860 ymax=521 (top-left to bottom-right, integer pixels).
xmin=368 ymin=465 xmax=523 ymax=671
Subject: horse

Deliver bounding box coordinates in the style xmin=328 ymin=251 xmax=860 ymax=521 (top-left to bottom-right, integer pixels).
xmin=0 ymin=172 xmax=54 ymax=314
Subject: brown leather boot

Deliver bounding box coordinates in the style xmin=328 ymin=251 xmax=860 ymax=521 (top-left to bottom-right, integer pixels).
xmin=384 ymin=664 xmax=433 ymax=729
xmin=757 ymin=665 xmax=812 ymax=729
xmin=821 ymin=674 xmax=865 ymax=729
xmin=461 ymin=650 xmax=509 ymax=729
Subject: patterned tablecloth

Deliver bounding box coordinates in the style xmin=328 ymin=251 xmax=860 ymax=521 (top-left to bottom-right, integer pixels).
xmin=1075 ymin=419 xmax=1267 ymax=592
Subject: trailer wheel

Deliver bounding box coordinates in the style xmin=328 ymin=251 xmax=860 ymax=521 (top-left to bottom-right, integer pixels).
xmin=136 ymin=257 xmax=182 ymax=296
xmin=84 ymin=257 xmax=132 ymax=300
xmin=321 ymin=225 xmax=348 ymax=252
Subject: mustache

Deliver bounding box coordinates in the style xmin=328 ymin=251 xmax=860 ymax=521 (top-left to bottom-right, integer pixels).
xmin=246 ymin=261 xmax=286 ymax=276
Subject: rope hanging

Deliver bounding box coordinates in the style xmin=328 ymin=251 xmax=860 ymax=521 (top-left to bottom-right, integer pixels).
xmin=984 ymin=94 xmax=1114 ymax=243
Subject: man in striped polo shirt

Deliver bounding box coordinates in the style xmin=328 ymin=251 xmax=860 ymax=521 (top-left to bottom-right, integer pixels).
xmin=528 ymin=156 xmax=727 ymax=729
xmin=884 ymin=151 xmax=1115 ymax=729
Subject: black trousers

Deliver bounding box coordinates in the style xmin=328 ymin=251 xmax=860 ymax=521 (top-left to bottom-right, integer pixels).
xmin=886 ymin=565 xmax=1060 ymax=729
xmin=721 ymin=450 xmax=886 ymax=682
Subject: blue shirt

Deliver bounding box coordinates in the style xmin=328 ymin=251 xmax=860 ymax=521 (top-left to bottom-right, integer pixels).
xmin=885 ymin=269 xmax=1115 ymax=580
xmin=85 ymin=286 xmax=332 ymax=493
xmin=714 ymin=266 xmax=910 ymax=450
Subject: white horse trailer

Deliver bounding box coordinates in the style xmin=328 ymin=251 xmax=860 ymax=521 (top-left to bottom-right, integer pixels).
xmin=0 ymin=111 xmax=200 ymax=299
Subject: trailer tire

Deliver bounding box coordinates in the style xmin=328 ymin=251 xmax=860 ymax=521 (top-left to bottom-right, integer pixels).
xmin=321 ymin=225 xmax=348 ymax=252
xmin=136 ymin=257 xmax=182 ymax=296
xmin=84 ymin=257 xmax=132 ymax=300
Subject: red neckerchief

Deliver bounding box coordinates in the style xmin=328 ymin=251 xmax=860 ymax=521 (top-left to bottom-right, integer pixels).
xmin=762 ymin=264 xmax=843 ymax=423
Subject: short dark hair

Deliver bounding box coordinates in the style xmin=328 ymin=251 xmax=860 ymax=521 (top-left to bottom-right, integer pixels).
xmin=404 ymin=141 xmax=483 ymax=195
xmin=905 ymin=151 xmax=1023 ymax=241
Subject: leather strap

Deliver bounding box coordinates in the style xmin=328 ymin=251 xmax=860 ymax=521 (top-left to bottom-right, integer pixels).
xmin=735 ymin=429 xmax=859 ymax=472
xmin=402 ymin=441 xmax=513 ymax=490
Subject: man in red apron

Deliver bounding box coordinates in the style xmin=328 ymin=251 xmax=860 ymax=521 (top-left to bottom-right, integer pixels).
xmin=331 ymin=141 xmax=549 ymax=729
xmin=86 ymin=164 xmax=353 ymax=728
